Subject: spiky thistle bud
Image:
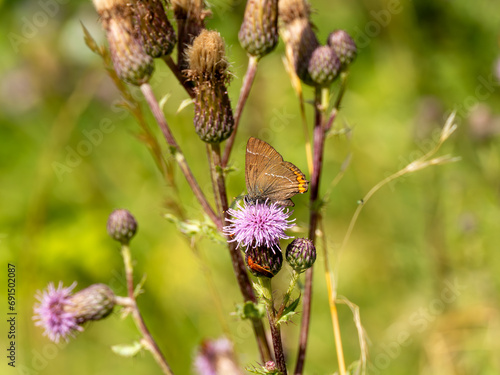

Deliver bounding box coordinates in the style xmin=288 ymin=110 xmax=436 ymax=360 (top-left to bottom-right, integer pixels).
xmin=286 ymin=238 xmax=316 ymax=273
xmin=245 ymin=246 xmax=283 ymax=278
xmin=133 ymin=0 xmax=177 ymax=58
xmin=238 ymin=0 xmax=279 ymax=58
xmin=308 ymin=45 xmax=341 ymax=87
xmin=64 ymin=284 xmax=116 ymax=323
xmin=172 ymin=0 xmax=210 ymax=71
xmin=278 ymin=0 xmax=319 ymax=85
xmin=186 ymin=30 xmax=234 ymax=143
xmin=107 ymin=209 xmax=138 ymax=244
xmin=92 ymin=0 xmax=154 ymax=85
xmin=327 ymin=29 xmax=357 ymax=68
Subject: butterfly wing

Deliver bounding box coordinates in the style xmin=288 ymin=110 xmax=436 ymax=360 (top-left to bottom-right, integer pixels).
xmin=245 ymin=137 xmax=309 ymax=206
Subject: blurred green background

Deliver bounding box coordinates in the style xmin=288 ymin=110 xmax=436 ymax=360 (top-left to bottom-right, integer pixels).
xmin=1 ymin=0 xmax=500 ymax=374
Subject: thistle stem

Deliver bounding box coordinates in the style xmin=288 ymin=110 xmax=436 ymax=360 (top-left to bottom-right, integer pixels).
xmin=140 ymin=83 xmax=222 ymax=230
xmin=276 ymin=270 xmax=300 ymax=319
xmin=222 ymin=55 xmax=259 ymax=168
xmin=295 ymin=86 xmax=348 ymax=375
xmin=208 ymin=143 xmax=272 ymax=362
xmin=260 ymin=277 xmax=287 ymax=374
xmin=162 ymin=56 xmax=195 ymax=99
xmin=121 ymin=244 xmax=174 ymax=375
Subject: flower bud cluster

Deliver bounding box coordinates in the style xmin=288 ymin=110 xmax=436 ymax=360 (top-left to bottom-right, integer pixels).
xmin=279 ymin=0 xmax=357 ymax=87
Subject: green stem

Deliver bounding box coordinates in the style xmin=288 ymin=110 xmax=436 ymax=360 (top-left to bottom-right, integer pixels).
xmin=259 ymin=278 xmax=287 ymax=374
xmin=121 ymin=244 xmax=174 ymax=375
xmin=276 ymin=270 xmax=300 ymax=319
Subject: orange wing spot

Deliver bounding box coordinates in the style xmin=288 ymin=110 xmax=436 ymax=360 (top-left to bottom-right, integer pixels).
xmin=292 ymin=168 xmax=308 ymax=193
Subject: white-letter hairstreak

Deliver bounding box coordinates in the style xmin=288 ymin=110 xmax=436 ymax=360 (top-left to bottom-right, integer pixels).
xmin=245 ymin=137 xmax=309 ymax=206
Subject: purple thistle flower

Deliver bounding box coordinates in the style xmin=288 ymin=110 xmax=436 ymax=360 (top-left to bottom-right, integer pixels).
xmin=33 ymin=282 xmax=82 ymax=343
xmin=194 ymin=338 xmax=240 ymax=375
xmin=223 ymin=200 xmax=295 ymax=252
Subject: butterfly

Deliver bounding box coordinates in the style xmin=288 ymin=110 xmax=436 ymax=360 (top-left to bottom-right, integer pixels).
xmin=245 ymin=137 xmax=309 ymax=207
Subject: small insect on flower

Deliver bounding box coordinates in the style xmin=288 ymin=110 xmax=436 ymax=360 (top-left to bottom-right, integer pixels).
xmin=247 ymin=256 xmax=274 ymax=278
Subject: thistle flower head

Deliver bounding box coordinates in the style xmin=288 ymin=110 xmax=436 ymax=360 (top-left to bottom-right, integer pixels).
xmin=238 ymin=0 xmax=279 ymax=58
xmin=194 ymin=338 xmax=239 ymax=375
xmin=224 ymin=199 xmax=295 ymax=251
xmin=107 ymin=209 xmax=138 ymax=244
xmin=133 ymin=0 xmax=177 ymax=58
xmin=92 ymin=0 xmax=154 ymax=85
xmin=308 ymin=45 xmax=341 ymax=87
xmin=286 ymin=237 xmax=316 ymax=273
xmin=33 ymin=282 xmax=116 ymax=343
xmin=33 ymin=282 xmax=82 ymax=343
xmin=187 ymin=30 xmax=234 ymax=143
xmin=327 ymin=29 xmax=357 ymax=68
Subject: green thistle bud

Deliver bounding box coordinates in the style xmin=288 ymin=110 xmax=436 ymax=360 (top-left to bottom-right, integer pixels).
xmin=245 ymin=246 xmax=283 ymax=278
xmin=64 ymin=284 xmax=116 ymax=323
xmin=133 ymin=0 xmax=177 ymax=58
xmin=107 ymin=209 xmax=138 ymax=244
xmin=92 ymin=0 xmax=154 ymax=86
xmin=187 ymin=30 xmax=234 ymax=143
xmin=327 ymin=30 xmax=357 ymax=68
xmin=286 ymin=238 xmax=316 ymax=273
xmin=238 ymin=0 xmax=279 ymax=58
xmin=308 ymin=45 xmax=341 ymax=87
xmin=172 ymin=0 xmax=209 ymax=71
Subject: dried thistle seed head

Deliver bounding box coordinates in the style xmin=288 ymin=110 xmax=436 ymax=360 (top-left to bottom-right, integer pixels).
xmin=327 ymin=29 xmax=357 ymax=68
xmin=187 ymin=30 xmax=234 ymax=143
xmin=281 ymin=18 xmax=319 ymax=85
xmin=107 ymin=209 xmax=138 ymax=244
xmin=245 ymin=246 xmax=283 ymax=278
xmin=278 ymin=0 xmax=311 ymax=25
xmin=92 ymin=0 xmax=154 ymax=85
xmin=187 ymin=29 xmax=228 ymax=79
xmin=286 ymin=238 xmax=316 ymax=273
xmin=308 ymin=45 xmax=341 ymax=87
xmin=133 ymin=0 xmax=177 ymax=58
xmin=64 ymin=284 xmax=116 ymax=324
xmin=172 ymin=0 xmax=210 ymax=70
xmin=238 ymin=0 xmax=279 ymax=58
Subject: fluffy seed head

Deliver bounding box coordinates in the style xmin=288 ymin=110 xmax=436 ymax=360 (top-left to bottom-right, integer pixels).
xmin=187 ymin=30 xmax=234 ymax=143
xmin=278 ymin=0 xmax=311 ymax=25
xmin=172 ymin=0 xmax=209 ymax=71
